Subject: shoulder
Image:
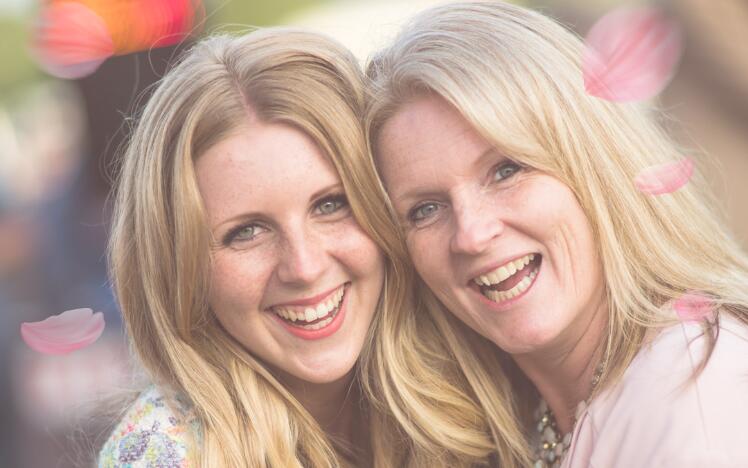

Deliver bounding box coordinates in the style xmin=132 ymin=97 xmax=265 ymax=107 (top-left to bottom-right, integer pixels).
xmin=568 ymin=314 xmax=748 ymax=467
xmin=98 ymin=386 xmax=199 ymax=468
xmin=620 ymin=313 xmax=748 ymax=408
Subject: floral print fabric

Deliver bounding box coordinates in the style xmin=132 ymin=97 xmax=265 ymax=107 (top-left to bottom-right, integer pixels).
xmin=99 ymin=386 xmax=197 ymax=467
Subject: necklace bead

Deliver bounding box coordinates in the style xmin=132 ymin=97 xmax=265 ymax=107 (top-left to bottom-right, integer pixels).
xmin=532 ymin=363 xmax=604 ymax=467
xmin=533 ymin=402 xmax=571 ymax=467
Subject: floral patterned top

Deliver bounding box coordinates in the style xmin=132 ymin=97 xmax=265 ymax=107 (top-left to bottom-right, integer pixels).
xmin=98 ymin=386 xmax=199 ymax=467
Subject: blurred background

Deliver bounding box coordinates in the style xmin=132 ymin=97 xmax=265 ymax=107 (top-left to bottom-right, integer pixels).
xmin=0 ymin=0 xmax=746 ymax=466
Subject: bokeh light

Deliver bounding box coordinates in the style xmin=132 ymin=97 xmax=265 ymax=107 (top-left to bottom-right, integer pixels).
xmin=33 ymin=0 xmax=203 ymax=79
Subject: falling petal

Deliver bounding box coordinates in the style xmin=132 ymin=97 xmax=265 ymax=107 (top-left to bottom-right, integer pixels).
xmin=583 ymin=7 xmax=683 ymax=102
xmin=673 ymin=292 xmax=715 ymax=322
xmin=635 ymin=157 xmax=694 ymax=195
xmin=21 ymin=308 xmax=105 ymax=355
xmin=33 ymin=2 xmax=115 ymax=79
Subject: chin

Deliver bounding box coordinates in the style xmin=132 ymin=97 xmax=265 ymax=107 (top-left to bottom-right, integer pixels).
xmin=291 ymin=354 xmax=358 ymax=385
xmin=488 ymin=320 xmax=563 ymax=355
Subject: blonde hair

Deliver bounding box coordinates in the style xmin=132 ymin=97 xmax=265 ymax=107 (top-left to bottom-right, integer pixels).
xmin=366 ymin=1 xmax=748 ymax=465
xmin=108 ymin=27 xmax=503 ymax=467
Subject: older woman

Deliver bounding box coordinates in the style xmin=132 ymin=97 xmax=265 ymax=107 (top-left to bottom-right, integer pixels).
xmin=99 ymin=28 xmax=502 ymax=467
xmin=366 ymin=2 xmax=748 ymax=467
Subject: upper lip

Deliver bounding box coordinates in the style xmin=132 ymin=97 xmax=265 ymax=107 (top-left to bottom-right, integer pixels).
xmin=466 ymin=253 xmax=539 ymax=284
xmin=267 ymin=283 xmax=345 ymax=308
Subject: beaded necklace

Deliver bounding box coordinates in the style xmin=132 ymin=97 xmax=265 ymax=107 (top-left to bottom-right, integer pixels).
xmin=532 ymin=364 xmax=605 ymax=468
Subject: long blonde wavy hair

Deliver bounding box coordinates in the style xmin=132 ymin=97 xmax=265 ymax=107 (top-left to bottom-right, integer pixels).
xmin=365 ymin=1 xmax=748 ymax=466
xmin=108 ymin=28 xmax=506 ymax=467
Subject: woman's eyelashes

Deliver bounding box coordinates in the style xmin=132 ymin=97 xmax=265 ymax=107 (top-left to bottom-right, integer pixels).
xmin=223 ymin=194 xmax=350 ymax=246
xmin=313 ymin=193 xmax=349 ymax=216
xmin=407 ymin=202 xmax=442 ymax=226
xmin=492 ymin=160 xmax=522 ymax=182
xmin=224 ymin=223 xmax=267 ymax=245
xmin=405 ymin=160 xmax=523 ymax=227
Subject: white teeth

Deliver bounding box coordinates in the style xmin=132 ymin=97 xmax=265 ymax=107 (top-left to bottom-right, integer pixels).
xmin=497 ymin=267 xmax=509 ymax=281
xmin=270 ymin=284 xmax=346 ymax=326
xmin=316 ymin=302 xmax=327 ymax=318
xmin=473 ymin=254 xmax=537 ymax=287
xmin=480 ymin=266 xmax=538 ymax=303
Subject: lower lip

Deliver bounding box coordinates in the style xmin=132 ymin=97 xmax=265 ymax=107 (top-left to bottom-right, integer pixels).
xmin=472 ymin=262 xmax=541 ymax=311
xmin=270 ymin=285 xmax=349 ymax=340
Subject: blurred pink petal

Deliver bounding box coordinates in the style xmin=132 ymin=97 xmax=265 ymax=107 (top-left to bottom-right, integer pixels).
xmin=673 ymin=292 xmax=715 ymax=322
xmin=635 ymin=158 xmax=694 ymax=195
xmin=36 ymin=58 xmax=109 ymax=81
xmin=21 ymin=308 xmax=105 ymax=355
xmin=583 ymin=7 xmax=683 ymax=102
xmin=33 ymin=2 xmax=115 ymax=79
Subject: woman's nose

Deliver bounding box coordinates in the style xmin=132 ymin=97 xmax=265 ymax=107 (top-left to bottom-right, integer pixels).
xmin=449 ymin=194 xmax=504 ymax=255
xmin=276 ymin=228 xmax=328 ymax=285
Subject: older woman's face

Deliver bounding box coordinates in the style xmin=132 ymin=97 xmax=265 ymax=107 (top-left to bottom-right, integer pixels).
xmin=376 ymin=96 xmax=604 ymax=354
xmin=196 ymin=121 xmax=384 ymax=384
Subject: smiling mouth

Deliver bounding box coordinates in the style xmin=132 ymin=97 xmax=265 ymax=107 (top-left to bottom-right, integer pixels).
xmin=473 ymin=254 xmax=541 ymax=303
xmin=269 ymin=284 xmax=346 ymax=331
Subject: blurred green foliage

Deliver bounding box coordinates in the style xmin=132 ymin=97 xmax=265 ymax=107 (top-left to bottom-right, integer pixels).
xmin=0 ymin=15 xmax=42 ymax=101
xmin=210 ymin=0 xmax=329 ymax=28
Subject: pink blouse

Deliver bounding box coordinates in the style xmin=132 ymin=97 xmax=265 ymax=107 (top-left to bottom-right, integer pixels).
xmin=562 ymin=314 xmax=748 ymax=468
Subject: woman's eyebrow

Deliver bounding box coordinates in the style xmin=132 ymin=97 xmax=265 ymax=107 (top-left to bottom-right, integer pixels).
xmin=475 ymin=147 xmax=504 ymax=167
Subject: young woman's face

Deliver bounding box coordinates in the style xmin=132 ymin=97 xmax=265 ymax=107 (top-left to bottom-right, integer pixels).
xmin=196 ymin=121 xmax=384 ymax=384
xmin=376 ymin=95 xmax=605 ymax=354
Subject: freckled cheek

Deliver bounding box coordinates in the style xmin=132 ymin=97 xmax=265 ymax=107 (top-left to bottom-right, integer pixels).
xmin=208 ymin=253 xmax=274 ymax=316
xmin=406 ymin=233 xmax=447 ymax=288
xmin=327 ymin=220 xmax=385 ymax=277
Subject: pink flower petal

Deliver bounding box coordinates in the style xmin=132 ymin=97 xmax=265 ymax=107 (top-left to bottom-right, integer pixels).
xmin=635 ymin=157 xmax=694 ymax=195
xmin=33 ymin=2 xmax=115 ymax=79
xmin=673 ymin=292 xmax=715 ymax=323
xmin=20 ymin=308 xmax=105 ymax=355
xmin=583 ymin=7 xmax=683 ymax=102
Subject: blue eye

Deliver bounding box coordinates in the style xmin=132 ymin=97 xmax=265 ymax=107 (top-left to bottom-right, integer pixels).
xmin=493 ymin=161 xmax=521 ymax=181
xmin=234 ymin=225 xmax=257 ymax=240
xmin=224 ymin=223 xmax=265 ymax=245
xmin=316 ymin=195 xmax=348 ymax=215
xmin=409 ymin=202 xmax=440 ymax=223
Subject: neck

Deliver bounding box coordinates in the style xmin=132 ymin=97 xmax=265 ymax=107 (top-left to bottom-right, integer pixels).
xmin=278 ymin=368 xmax=365 ymax=451
xmin=512 ymin=297 xmax=608 ymax=434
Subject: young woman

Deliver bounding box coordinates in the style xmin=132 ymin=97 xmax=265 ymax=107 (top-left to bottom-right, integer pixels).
xmin=99 ymin=28 xmax=504 ymax=467
xmin=366 ymin=2 xmax=748 ymax=467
